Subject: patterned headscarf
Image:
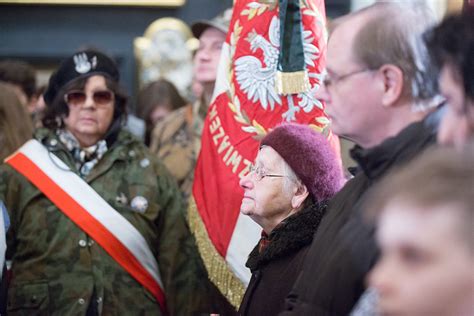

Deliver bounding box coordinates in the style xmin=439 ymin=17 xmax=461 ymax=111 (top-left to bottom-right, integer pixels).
xmin=57 ymin=129 xmax=108 ymax=177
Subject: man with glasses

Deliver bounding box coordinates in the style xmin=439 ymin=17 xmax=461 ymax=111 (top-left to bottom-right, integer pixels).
xmin=238 ymin=123 xmax=343 ymax=316
xmin=281 ymin=2 xmax=444 ymax=315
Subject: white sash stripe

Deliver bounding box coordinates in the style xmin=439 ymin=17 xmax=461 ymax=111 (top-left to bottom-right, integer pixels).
xmin=18 ymin=139 xmax=163 ymax=289
xmin=225 ymin=212 xmax=260 ymax=285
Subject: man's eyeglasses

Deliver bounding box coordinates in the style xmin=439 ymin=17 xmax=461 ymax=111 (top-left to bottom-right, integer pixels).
xmin=248 ymin=163 xmax=286 ymax=181
xmin=321 ymin=68 xmax=373 ymax=89
xmin=64 ymin=90 xmax=114 ymax=107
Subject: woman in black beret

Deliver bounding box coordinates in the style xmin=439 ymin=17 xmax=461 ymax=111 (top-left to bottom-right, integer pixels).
xmin=0 ymin=50 xmax=213 ymax=315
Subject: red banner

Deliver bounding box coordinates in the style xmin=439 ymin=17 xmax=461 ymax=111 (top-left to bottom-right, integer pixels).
xmin=189 ymin=0 xmax=337 ymax=307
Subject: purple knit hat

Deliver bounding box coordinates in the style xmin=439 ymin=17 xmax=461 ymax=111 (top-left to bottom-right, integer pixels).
xmin=261 ymin=123 xmax=343 ymax=202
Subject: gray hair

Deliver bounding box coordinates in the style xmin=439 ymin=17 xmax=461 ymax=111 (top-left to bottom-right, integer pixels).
xmin=282 ymin=159 xmax=308 ymax=203
xmin=352 ymin=1 xmax=442 ymax=111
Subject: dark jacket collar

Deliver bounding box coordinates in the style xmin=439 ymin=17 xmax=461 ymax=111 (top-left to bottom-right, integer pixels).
xmin=350 ymin=107 xmax=443 ymax=180
xmin=246 ymin=202 xmax=326 ymax=271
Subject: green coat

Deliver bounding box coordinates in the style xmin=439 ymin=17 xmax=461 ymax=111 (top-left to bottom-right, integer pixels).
xmin=0 ymin=128 xmax=210 ymax=315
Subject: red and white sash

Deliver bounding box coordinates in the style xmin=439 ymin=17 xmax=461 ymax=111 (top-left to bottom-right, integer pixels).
xmin=5 ymin=139 xmax=166 ymax=312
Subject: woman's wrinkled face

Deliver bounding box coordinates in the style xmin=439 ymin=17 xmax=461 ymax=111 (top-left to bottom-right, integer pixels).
xmin=239 ymin=146 xmax=296 ymax=233
xmin=63 ymin=75 xmax=115 ymax=147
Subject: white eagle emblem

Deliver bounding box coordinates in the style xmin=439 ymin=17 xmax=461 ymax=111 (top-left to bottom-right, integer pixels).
xmin=73 ymin=53 xmax=97 ymax=74
xmin=234 ymin=15 xmax=323 ymax=121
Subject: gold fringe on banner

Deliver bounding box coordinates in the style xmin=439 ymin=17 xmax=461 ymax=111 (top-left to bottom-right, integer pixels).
xmin=187 ymin=197 xmax=246 ymax=309
xmin=275 ymin=70 xmax=311 ymax=95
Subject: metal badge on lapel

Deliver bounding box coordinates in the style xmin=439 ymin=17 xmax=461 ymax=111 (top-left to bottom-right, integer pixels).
xmin=116 ymin=192 xmax=128 ymax=205
xmin=140 ymin=158 xmax=150 ymax=168
xmin=131 ymin=196 xmax=149 ymax=213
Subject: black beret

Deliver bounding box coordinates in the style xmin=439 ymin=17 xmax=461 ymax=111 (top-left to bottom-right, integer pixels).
xmin=44 ymin=50 xmax=119 ymax=106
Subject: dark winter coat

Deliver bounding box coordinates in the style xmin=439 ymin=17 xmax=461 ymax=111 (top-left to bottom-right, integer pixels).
xmin=239 ymin=203 xmax=326 ymax=316
xmin=280 ymin=108 xmax=442 ymax=316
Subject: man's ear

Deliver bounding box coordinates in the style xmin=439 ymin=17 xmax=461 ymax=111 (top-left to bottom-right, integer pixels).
xmin=378 ymin=64 xmax=404 ymax=107
xmin=291 ymin=183 xmax=309 ymax=209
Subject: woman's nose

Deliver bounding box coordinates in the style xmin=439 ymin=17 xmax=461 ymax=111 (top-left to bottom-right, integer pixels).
xmin=82 ymin=93 xmax=96 ymax=109
xmin=239 ymin=171 xmax=254 ymax=190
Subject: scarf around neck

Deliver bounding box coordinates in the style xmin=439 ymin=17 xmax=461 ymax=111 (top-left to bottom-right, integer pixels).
xmin=57 ymin=129 xmax=108 ymax=177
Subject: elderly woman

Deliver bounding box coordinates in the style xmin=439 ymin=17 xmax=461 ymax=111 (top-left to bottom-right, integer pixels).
xmin=238 ymin=124 xmax=344 ymax=316
xmin=0 ymin=50 xmax=209 ymax=315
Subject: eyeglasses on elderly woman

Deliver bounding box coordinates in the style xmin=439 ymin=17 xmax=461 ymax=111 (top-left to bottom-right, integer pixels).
xmin=64 ymin=90 xmax=114 ymax=107
xmin=248 ymin=163 xmax=288 ymax=182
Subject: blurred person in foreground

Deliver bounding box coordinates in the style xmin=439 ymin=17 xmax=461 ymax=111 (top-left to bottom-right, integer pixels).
xmin=366 ymin=146 xmax=474 ymax=316
xmin=281 ymin=2 xmax=443 ymax=315
xmin=238 ymin=124 xmax=344 ymax=316
xmin=150 ymin=9 xmax=231 ymax=198
xmin=425 ymin=7 xmax=474 ymax=149
xmin=0 ymin=49 xmax=210 ymax=315
xmin=0 ymin=82 xmax=34 ymax=160
xmin=136 ymin=79 xmax=187 ymax=146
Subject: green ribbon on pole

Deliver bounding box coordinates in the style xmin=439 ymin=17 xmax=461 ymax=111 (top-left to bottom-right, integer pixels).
xmin=276 ymin=0 xmax=311 ymax=95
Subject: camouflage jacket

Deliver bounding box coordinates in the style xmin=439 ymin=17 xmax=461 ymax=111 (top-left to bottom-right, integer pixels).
xmin=0 ymin=128 xmax=211 ymax=315
xmin=149 ymin=100 xmax=206 ymax=199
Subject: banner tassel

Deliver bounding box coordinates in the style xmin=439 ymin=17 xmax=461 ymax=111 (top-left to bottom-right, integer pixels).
xmin=275 ymin=69 xmax=311 ymax=95
xmin=276 ymin=0 xmax=311 ymax=95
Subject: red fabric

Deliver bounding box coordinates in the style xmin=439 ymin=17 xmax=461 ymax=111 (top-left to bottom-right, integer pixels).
xmin=193 ymin=0 xmax=335 ymax=264
xmin=6 ymin=153 xmax=167 ymax=313
xmin=258 ymin=230 xmax=270 ymax=253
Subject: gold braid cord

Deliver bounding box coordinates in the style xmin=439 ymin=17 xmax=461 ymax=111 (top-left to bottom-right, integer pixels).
xmin=187 ymin=197 xmax=246 ymax=308
xmin=275 ymin=70 xmax=311 ymax=95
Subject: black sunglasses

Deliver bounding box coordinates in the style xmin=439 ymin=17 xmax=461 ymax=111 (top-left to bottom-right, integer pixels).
xmin=64 ymin=90 xmax=114 ymax=107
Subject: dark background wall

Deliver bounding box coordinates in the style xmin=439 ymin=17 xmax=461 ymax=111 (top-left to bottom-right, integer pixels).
xmin=0 ymin=0 xmax=349 ymax=106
